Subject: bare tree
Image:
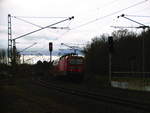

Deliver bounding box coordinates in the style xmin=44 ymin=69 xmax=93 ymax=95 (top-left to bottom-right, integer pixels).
xmin=0 ymin=49 xmax=7 ymax=64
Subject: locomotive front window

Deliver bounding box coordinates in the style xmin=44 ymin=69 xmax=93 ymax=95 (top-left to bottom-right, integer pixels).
xmin=69 ymin=58 xmax=83 ymax=65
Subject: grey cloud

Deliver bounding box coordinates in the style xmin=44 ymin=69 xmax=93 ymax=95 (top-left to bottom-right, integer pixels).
xmin=0 ymin=39 xmax=7 ymax=49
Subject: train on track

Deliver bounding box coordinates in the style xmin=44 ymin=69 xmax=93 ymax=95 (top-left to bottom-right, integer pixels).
xmin=52 ymin=53 xmax=84 ymax=81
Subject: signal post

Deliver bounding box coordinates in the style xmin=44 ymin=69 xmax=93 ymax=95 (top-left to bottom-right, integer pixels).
xmin=108 ymin=36 xmax=114 ymax=87
xmin=49 ymin=42 xmax=53 ymax=62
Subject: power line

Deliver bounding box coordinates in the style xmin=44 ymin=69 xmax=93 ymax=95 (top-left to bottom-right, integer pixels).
xmin=118 ymin=14 xmax=147 ymax=26
xmin=12 ymin=16 xmax=68 ymax=19
xmin=125 ymin=4 xmax=150 ymax=14
xmin=14 ymin=16 xmax=74 ymax=40
xmin=124 ymin=14 xmax=150 ymax=18
xmin=13 ymin=16 xmax=70 ymax=30
xmin=72 ymin=0 xmax=148 ymax=30
xmin=13 ymin=16 xmax=43 ymax=28
xmin=117 ymin=14 xmax=149 ymax=29
xmin=18 ymin=42 xmax=37 ymax=53
xmin=110 ymin=26 xmax=148 ymax=29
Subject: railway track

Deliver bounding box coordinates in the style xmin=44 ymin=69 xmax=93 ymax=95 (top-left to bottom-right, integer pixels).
xmin=0 ymin=79 xmax=11 ymax=85
xmin=35 ymin=79 xmax=150 ymax=112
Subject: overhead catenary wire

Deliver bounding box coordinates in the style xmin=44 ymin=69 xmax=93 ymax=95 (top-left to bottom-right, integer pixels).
xmin=30 ymin=20 xmax=75 ymax=52
xmin=13 ymin=16 xmax=70 ymax=30
xmin=18 ymin=42 xmax=37 ymax=53
xmin=11 ymin=16 xmax=69 ymax=19
xmin=110 ymin=26 xmax=147 ymax=29
xmin=117 ymin=14 xmax=150 ymax=29
xmin=118 ymin=14 xmax=147 ymax=26
xmin=71 ymin=0 xmax=148 ymax=30
xmin=11 ymin=15 xmax=74 ymax=53
xmin=124 ymin=14 xmax=150 ymax=18
xmin=13 ymin=16 xmax=43 ymax=28
xmin=111 ymin=15 xmax=150 ymax=29
xmin=13 ymin=16 xmax=74 ymax=40
xmin=128 ymin=4 xmax=150 ymax=15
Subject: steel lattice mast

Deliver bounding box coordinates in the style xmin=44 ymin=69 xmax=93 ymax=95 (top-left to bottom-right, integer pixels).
xmin=8 ymin=14 xmax=74 ymax=65
xmin=8 ymin=14 xmax=12 ymax=65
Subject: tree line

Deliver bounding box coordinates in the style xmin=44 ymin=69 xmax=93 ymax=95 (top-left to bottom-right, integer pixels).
xmin=83 ymin=29 xmax=150 ymax=77
xmin=0 ymin=49 xmax=7 ymax=64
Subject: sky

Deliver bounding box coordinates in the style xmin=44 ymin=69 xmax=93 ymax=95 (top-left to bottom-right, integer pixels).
xmin=0 ymin=0 xmax=150 ymax=59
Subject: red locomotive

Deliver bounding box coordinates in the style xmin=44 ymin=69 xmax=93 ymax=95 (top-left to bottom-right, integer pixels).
xmin=53 ymin=53 xmax=84 ymax=81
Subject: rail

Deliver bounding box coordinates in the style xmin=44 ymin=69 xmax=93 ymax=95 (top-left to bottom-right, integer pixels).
xmin=35 ymin=79 xmax=150 ymax=112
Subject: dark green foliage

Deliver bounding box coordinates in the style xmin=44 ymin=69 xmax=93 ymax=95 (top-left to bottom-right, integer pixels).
xmin=32 ymin=60 xmax=53 ymax=76
xmin=84 ymin=35 xmax=108 ymax=75
xmin=84 ymin=29 xmax=150 ymax=77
